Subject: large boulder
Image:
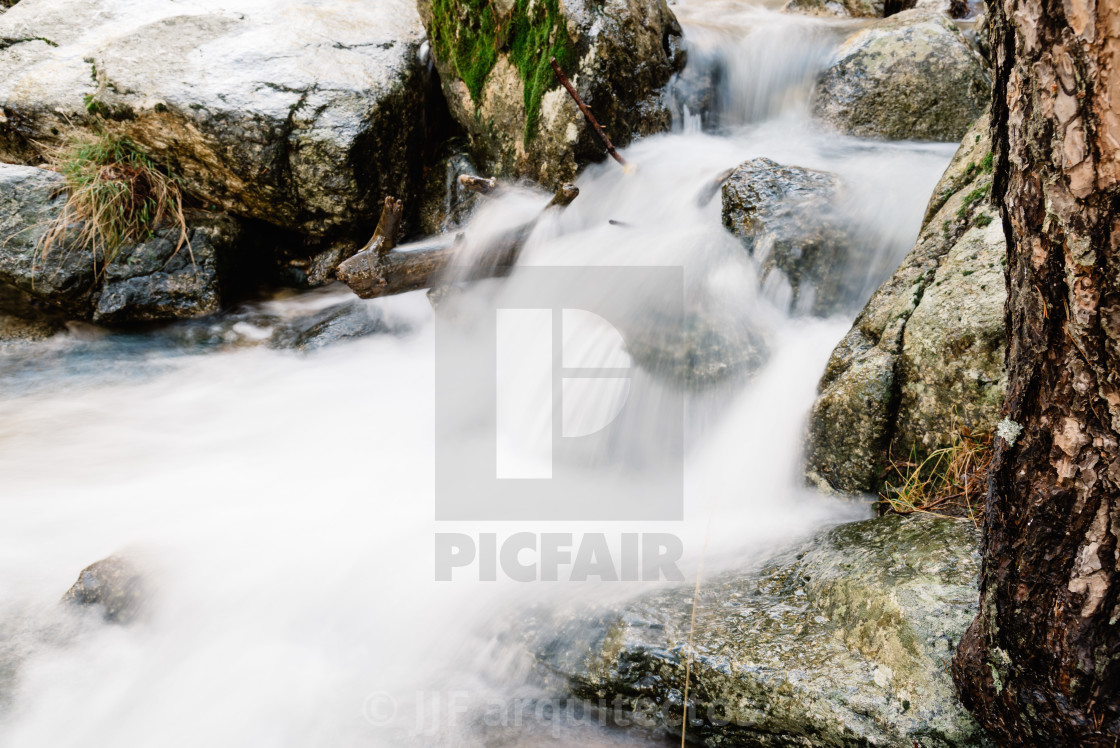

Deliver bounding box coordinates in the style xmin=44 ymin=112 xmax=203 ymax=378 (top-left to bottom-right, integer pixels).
xmin=0 ymin=163 xmax=239 ymax=323
xmin=0 ymin=0 xmax=428 ymax=238
xmin=721 ymin=158 xmax=863 ymax=316
xmin=805 ymin=114 xmax=1006 ymax=493
xmin=812 ymin=11 xmax=990 ymax=142
xmin=417 ymin=0 xmax=684 ymax=185
xmin=529 ymin=514 xmax=987 ymax=746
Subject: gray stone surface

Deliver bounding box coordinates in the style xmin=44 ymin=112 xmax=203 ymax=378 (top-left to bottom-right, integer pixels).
xmin=529 ymin=514 xmax=989 ymax=747
xmin=812 ymin=11 xmax=990 ymax=142
xmin=805 ymin=114 xmax=1007 ymax=493
xmin=721 ymin=157 xmax=862 ymax=316
xmin=0 ymin=0 xmax=428 ymax=236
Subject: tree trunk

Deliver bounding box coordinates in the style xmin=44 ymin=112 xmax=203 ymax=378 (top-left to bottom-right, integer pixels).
xmin=952 ymin=0 xmax=1120 ymax=744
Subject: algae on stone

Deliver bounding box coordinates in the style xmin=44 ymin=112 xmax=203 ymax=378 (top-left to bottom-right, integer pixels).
xmin=418 ymin=0 xmax=684 ymax=184
xmin=812 ymin=10 xmax=990 ymax=142
xmin=528 ymin=514 xmax=989 ymax=747
xmin=804 ymin=113 xmax=1007 ymax=494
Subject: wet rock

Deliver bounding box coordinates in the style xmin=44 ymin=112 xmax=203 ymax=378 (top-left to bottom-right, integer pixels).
xmin=417 ymin=140 xmax=482 ymax=236
xmin=93 ymin=214 xmax=240 ymax=324
xmin=812 ymin=11 xmax=990 ymax=142
xmin=721 ymin=158 xmax=860 ymax=316
xmin=0 ymin=162 xmax=239 ymax=324
xmin=805 ymin=113 xmax=1006 ymax=493
xmin=782 ymin=0 xmax=883 ymax=19
xmin=530 ymin=514 xmax=988 ymax=747
xmin=0 ymin=0 xmax=428 ymax=237
xmin=268 ymin=299 xmax=396 ymax=352
xmin=417 ymin=0 xmax=684 ymax=185
xmin=62 ymin=555 xmax=147 ymax=624
xmin=164 ymin=290 xmax=407 ymax=353
xmin=624 ymin=307 xmax=769 ymax=388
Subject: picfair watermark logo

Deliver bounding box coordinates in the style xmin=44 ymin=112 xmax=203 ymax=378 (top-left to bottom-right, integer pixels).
xmin=434 ymin=266 xmax=685 ymax=522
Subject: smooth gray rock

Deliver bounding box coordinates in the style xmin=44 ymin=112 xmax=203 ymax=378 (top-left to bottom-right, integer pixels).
xmin=721 ymin=158 xmax=861 ymax=316
xmin=530 ymin=514 xmax=989 ymax=747
xmin=417 ymin=0 xmax=684 ymax=184
xmin=812 ymin=11 xmax=990 ymax=142
xmin=0 ymin=0 xmax=428 ymax=236
xmin=805 ymin=113 xmax=1006 ymax=493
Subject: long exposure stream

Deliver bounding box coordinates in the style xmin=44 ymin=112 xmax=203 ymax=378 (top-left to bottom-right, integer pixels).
xmin=0 ymin=0 xmax=960 ymax=745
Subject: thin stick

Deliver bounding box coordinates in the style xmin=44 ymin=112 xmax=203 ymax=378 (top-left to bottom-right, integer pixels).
xmin=681 ymin=522 xmax=711 ymax=747
xmin=550 ymin=57 xmax=628 ymax=167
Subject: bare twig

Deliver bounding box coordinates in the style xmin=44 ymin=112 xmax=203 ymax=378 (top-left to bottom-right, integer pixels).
xmin=550 ymin=57 xmax=628 ymax=167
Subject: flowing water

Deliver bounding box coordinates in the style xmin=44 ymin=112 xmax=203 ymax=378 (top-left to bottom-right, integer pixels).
xmin=0 ymin=1 xmax=958 ymax=745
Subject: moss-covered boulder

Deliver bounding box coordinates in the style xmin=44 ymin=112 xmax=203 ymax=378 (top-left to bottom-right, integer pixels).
xmin=812 ymin=10 xmax=989 ymax=142
xmin=0 ymin=163 xmax=239 ymax=324
xmin=804 ymin=113 xmax=1007 ymax=493
xmin=0 ymin=0 xmax=428 ymax=238
xmin=418 ymin=0 xmax=684 ymax=185
xmin=528 ymin=514 xmax=988 ymax=746
xmin=721 ymin=157 xmax=865 ymax=316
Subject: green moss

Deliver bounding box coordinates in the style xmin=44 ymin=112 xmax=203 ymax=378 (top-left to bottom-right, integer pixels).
xmin=974 ymin=213 xmax=993 ymax=228
xmin=507 ymin=0 xmax=578 ymax=141
xmin=981 ymin=151 xmax=993 ymax=173
xmin=428 ymin=0 xmax=499 ymax=104
xmin=956 ymin=184 xmax=990 ymax=219
xmin=428 ymin=0 xmax=578 ymax=144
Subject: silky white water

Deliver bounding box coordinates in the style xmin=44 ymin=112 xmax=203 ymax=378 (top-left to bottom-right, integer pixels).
xmin=0 ymin=1 xmax=957 ymax=745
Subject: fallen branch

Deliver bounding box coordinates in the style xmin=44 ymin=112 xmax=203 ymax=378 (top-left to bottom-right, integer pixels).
xmin=337 ymin=182 xmax=578 ymax=299
xmin=550 ymin=57 xmax=628 ymax=167
xmin=458 ymin=174 xmax=500 ymax=195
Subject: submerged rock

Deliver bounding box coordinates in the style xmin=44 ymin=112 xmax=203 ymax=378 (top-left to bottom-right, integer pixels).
xmin=782 ymin=0 xmax=883 ymax=19
xmin=623 ymin=307 xmax=769 ymax=388
xmin=721 ymin=158 xmax=861 ymax=316
xmin=0 ymin=163 xmax=239 ymax=324
xmin=0 ymin=0 xmax=428 ymax=237
xmin=529 ymin=514 xmax=987 ymax=746
xmin=805 ymin=113 xmax=1006 ymax=493
xmin=417 ymin=0 xmax=684 ymax=184
xmin=62 ymin=555 xmax=147 ymax=624
xmin=812 ymin=11 xmax=989 ymax=141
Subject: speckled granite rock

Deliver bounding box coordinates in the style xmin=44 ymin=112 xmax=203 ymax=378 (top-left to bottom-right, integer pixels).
xmin=529 ymin=514 xmax=989 ymax=747
xmin=805 ymin=113 xmax=1006 ymax=493
xmin=0 ymin=0 xmax=428 ymax=237
xmin=782 ymin=0 xmax=883 ymax=19
xmin=812 ymin=11 xmax=990 ymax=141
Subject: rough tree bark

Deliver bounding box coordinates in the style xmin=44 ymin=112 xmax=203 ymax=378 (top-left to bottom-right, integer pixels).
xmin=952 ymin=0 xmax=1120 ymax=744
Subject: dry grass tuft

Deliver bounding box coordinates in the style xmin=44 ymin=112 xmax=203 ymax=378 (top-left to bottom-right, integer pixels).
xmin=36 ymin=129 xmax=190 ymax=280
xmin=879 ymin=426 xmax=992 ymax=523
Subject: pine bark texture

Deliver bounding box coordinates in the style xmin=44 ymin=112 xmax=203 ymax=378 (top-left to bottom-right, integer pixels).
xmin=952 ymin=0 xmax=1120 ymax=744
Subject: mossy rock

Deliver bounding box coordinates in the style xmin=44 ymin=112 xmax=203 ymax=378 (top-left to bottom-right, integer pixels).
xmin=526 ymin=514 xmax=990 ymax=747
xmin=418 ymin=0 xmax=684 ymax=184
xmin=812 ymin=10 xmax=990 ymax=141
xmin=804 ymin=112 xmax=1007 ymax=494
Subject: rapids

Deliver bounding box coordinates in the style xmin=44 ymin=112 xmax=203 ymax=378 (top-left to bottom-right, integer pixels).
xmin=0 ymin=0 xmax=958 ymax=744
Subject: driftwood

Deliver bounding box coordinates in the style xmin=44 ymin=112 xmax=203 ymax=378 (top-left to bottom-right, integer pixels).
xmin=336 ymin=182 xmax=578 ymax=299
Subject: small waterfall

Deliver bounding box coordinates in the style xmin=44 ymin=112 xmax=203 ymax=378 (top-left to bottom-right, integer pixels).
xmin=0 ymin=2 xmax=960 ymax=746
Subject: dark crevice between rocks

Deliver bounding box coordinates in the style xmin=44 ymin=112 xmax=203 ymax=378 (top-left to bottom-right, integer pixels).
xmin=0 ymin=35 xmax=56 ymax=50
